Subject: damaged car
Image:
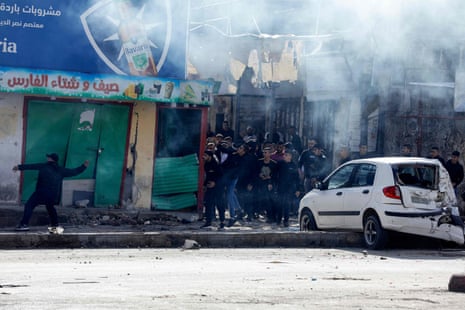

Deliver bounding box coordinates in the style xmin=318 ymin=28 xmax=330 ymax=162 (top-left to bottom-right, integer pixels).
xmin=298 ymin=157 xmax=465 ymax=249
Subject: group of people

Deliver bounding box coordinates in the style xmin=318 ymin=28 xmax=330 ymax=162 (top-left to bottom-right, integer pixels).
xmin=201 ymin=122 xmax=331 ymax=229
xmin=424 ymin=146 xmax=464 ymax=196
xmin=203 ymin=122 xmax=465 ymax=229
xmin=14 ymin=122 xmax=464 ymax=233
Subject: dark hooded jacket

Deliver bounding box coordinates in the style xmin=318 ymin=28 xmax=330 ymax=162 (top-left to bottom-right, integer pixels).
xmin=18 ymin=161 xmax=87 ymax=204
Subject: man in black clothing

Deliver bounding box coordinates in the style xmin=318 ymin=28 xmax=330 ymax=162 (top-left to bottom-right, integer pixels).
xmin=218 ymin=143 xmax=242 ymax=227
xmin=256 ymin=147 xmax=278 ymax=222
xmin=428 ymin=146 xmax=446 ymax=166
xmin=308 ymin=144 xmax=331 ymax=188
xmin=216 ymin=135 xmax=234 ymax=165
xmin=201 ymin=150 xmax=224 ymax=229
xmin=217 ymin=121 xmax=234 ymax=140
xmin=298 ymin=138 xmax=318 ymax=192
xmin=275 ymin=149 xmax=301 ymax=227
xmin=445 ymin=150 xmax=464 ymax=196
xmin=236 ymin=143 xmax=258 ymax=222
xmin=13 ymin=153 xmax=89 ymax=233
xmin=287 ymin=126 xmax=302 ymax=154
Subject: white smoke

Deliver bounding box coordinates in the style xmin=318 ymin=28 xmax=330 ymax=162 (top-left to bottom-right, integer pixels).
xmin=189 ymin=0 xmax=465 ymax=81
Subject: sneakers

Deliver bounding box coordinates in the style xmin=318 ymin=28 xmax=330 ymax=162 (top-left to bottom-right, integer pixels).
xmin=15 ymin=224 xmax=29 ymax=231
xmin=219 ymin=222 xmax=225 ymax=229
xmin=48 ymin=226 xmax=64 ymax=234
xmin=227 ymin=218 xmax=237 ymax=227
xmin=200 ymin=222 xmax=212 ymax=229
xmin=15 ymin=225 xmax=64 ymax=234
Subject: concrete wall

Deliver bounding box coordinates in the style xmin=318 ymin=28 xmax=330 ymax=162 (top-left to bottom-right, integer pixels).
xmin=347 ymin=96 xmax=362 ymax=152
xmin=0 ymin=93 xmax=23 ymax=203
xmin=128 ymin=102 xmax=156 ymax=209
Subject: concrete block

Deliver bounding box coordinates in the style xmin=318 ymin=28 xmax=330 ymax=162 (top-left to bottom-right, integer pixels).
xmin=449 ymin=274 xmax=465 ymax=293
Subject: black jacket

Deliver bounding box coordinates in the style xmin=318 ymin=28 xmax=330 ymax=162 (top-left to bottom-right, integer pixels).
xmin=276 ymin=161 xmax=301 ymax=194
xmin=221 ymin=151 xmax=241 ymax=180
xmin=237 ymin=153 xmax=258 ymax=189
xmin=256 ymin=158 xmax=278 ymax=187
xmin=204 ymin=158 xmax=222 ymax=186
xmin=445 ymin=160 xmax=464 ymax=187
xmin=19 ymin=162 xmax=87 ymax=204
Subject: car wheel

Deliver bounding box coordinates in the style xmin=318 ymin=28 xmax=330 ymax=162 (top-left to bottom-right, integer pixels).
xmin=363 ymin=214 xmax=388 ymax=250
xmin=300 ymin=209 xmax=317 ymax=231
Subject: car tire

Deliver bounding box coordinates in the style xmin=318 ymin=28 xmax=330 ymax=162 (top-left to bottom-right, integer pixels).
xmin=300 ymin=209 xmax=317 ymax=231
xmin=363 ymin=214 xmax=388 ymax=250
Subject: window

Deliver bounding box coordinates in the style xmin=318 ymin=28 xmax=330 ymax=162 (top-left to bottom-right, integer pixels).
xmin=327 ymin=165 xmax=356 ymax=189
xmin=352 ymin=164 xmax=376 ymax=187
xmin=395 ymin=164 xmax=437 ymax=189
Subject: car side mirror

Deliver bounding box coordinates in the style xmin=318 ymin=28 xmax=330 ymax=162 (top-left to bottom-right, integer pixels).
xmin=314 ymin=181 xmax=327 ymax=190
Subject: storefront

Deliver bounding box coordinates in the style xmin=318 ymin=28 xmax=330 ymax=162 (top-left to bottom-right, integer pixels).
xmin=0 ymin=66 xmax=213 ymax=210
xmin=0 ymin=1 xmax=213 ymax=211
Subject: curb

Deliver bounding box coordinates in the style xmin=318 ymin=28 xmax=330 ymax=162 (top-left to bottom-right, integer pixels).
xmin=0 ymin=231 xmax=364 ymax=249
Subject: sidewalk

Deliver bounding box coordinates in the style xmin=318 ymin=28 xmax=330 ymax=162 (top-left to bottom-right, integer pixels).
xmin=0 ymin=204 xmax=363 ymax=249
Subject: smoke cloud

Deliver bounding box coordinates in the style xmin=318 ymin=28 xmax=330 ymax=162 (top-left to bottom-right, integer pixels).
xmin=189 ymin=0 xmax=465 ymax=82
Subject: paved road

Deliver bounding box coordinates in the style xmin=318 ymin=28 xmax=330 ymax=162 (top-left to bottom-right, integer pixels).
xmin=1 ymin=248 xmax=465 ymax=309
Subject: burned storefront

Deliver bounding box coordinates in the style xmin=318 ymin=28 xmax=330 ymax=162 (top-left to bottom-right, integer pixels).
xmin=189 ymin=0 xmax=465 ymax=176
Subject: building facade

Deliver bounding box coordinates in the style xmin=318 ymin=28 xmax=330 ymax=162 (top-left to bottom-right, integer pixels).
xmin=0 ymin=1 xmax=212 ymax=211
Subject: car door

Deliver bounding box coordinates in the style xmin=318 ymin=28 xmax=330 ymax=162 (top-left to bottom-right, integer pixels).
xmin=314 ymin=164 xmax=357 ymax=228
xmin=343 ymin=163 xmax=376 ymax=228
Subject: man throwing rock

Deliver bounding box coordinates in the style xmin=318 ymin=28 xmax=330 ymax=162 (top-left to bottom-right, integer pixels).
xmin=13 ymin=153 xmax=89 ymax=234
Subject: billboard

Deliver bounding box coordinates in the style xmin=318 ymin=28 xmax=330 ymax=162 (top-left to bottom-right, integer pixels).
xmin=0 ymin=0 xmax=187 ymax=79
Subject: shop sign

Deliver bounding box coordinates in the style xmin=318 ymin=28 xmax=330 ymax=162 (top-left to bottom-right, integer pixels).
xmin=0 ymin=66 xmax=214 ymax=106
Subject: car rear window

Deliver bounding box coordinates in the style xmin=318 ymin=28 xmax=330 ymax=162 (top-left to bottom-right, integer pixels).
xmin=393 ymin=164 xmax=437 ymax=189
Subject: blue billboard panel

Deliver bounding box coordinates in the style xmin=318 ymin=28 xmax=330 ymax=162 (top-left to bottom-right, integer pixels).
xmin=0 ymin=0 xmax=187 ymax=79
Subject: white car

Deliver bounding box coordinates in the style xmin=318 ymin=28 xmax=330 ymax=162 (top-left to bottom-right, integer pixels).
xmin=298 ymin=157 xmax=465 ymax=249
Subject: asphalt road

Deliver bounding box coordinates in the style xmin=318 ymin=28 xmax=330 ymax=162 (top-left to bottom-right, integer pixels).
xmin=1 ymin=248 xmax=465 ymax=309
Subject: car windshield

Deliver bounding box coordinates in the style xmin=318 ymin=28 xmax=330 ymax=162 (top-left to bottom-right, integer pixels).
xmin=393 ymin=164 xmax=437 ymax=189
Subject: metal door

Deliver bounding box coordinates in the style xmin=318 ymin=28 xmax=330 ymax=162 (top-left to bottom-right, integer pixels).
xmin=23 ymin=100 xmax=130 ymax=206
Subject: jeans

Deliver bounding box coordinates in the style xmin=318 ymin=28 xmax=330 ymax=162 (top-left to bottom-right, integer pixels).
xmin=225 ymin=178 xmax=241 ymax=219
xmin=20 ymin=191 xmax=58 ymax=226
xmin=276 ymin=192 xmax=292 ymax=224
xmin=204 ymin=185 xmax=225 ymax=224
xmin=257 ymin=183 xmax=275 ymax=220
xmin=237 ymin=185 xmax=254 ymax=219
